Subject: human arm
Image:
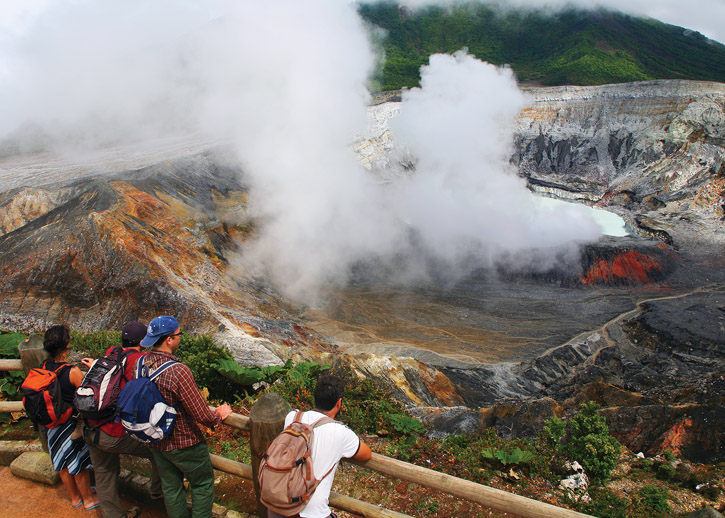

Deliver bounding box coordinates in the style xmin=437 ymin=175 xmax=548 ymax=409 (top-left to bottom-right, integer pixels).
xmin=353 ymin=439 xmax=372 ymax=462
xmin=68 ymin=365 xmax=85 ymax=388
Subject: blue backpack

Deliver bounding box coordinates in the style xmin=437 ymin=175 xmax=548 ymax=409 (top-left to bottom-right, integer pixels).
xmin=116 ymin=358 xmax=178 ymax=443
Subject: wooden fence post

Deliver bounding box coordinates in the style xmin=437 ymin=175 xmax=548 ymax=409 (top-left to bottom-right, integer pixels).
xmin=17 ymin=334 xmax=49 ymax=453
xmin=18 ymin=334 xmax=47 ymax=375
xmin=249 ymin=392 xmax=291 ymax=516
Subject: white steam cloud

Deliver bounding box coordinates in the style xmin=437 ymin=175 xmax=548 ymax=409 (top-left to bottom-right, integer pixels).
xmin=0 ymin=1 xmax=603 ymax=302
xmin=389 ymin=52 xmax=601 ymax=269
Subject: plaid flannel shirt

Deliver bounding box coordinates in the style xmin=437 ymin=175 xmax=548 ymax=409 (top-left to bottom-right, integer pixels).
xmin=142 ymin=350 xmax=222 ymax=451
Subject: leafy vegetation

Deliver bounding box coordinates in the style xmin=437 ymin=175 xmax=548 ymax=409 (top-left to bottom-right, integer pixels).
xmin=174 ymin=334 xmax=238 ymax=402
xmin=545 ymin=401 xmax=622 ymax=485
xmin=481 ymin=446 xmax=535 ymax=467
xmin=631 ymin=485 xmax=671 ymax=517
xmin=0 ymin=331 xmax=25 ymax=404
xmin=70 ymin=329 xmax=121 ymax=358
xmin=357 ymin=2 xmax=725 ymax=89
xmin=580 ymin=488 xmax=629 ymax=518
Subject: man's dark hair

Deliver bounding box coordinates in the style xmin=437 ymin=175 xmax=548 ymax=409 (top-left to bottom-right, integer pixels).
xmin=314 ymin=374 xmax=346 ymax=411
xmin=43 ymin=324 xmax=70 ymax=359
xmin=152 ymin=335 xmax=170 ymax=348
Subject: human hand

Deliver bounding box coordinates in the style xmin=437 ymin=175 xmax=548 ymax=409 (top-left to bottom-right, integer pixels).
xmin=80 ymin=358 xmax=94 ymax=368
xmin=216 ymin=404 xmax=232 ymax=420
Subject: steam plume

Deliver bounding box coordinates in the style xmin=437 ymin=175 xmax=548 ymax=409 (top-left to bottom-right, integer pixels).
xmin=0 ymin=1 xmax=604 ymax=302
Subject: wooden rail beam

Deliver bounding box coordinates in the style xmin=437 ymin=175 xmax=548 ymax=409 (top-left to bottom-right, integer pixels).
xmin=349 ymin=453 xmax=593 ymax=518
xmin=0 ymin=359 xmax=23 ymax=371
xmin=209 ymin=454 xmax=412 ymax=518
xmin=0 ymin=401 xmax=24 ymax=413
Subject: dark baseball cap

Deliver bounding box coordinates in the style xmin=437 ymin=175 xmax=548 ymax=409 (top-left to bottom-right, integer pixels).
xmin=121 ymin=321 xmax=147 ymax=346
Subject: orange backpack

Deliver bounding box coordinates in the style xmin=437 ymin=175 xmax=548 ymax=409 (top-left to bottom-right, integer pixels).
xmin=258 ymin=411 xmax=336 ymax=516
xmin=21 ymin=360 xmax=73 ymax=428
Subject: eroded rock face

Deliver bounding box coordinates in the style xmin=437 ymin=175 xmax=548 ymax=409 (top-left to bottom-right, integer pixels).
xmin=0 ymin=156 xmax=259 ymax=333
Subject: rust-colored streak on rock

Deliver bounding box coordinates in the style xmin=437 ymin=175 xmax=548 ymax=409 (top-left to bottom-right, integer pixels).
xmin=417 ymin=364 xmax=464 ymax=406
xmin=581 ymin=250 xmax=663 ymax=285
xmin=242 ymin=322 xmax=260 ymax=337
xmin=655 ymin=418 xmax=694 ymax=457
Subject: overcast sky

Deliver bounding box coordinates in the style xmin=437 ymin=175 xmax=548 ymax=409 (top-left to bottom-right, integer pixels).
xmin=1 ymin=0 xmax=724 ymax=44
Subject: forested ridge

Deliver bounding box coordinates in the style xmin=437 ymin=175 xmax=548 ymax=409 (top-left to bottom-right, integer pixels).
xmin=358 ymin=2 xmax=725 ymax=89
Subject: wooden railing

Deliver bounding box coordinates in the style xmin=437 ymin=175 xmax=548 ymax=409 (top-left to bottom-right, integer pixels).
xmin=1 ymin=357 xmax=593 ymax=518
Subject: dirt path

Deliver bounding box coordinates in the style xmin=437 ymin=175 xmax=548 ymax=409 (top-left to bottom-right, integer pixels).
xmin=0 ymin=466 xmax=167 ymax=518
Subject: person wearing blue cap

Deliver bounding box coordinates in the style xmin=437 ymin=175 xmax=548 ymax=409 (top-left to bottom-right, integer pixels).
xmin=139 ymin=316 xmax=232 ymax=518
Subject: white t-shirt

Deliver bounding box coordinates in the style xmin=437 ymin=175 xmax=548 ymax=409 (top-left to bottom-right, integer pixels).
xmin=284 ymin=410 xmax=361 ymax=518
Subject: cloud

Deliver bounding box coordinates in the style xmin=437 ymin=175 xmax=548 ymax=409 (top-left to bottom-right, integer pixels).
xmin=387 ymin=51 xmax=601 ymax=273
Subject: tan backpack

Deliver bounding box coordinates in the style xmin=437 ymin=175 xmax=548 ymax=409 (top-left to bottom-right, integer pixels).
xmin=258 ymin=411 xmax=336 ymax=516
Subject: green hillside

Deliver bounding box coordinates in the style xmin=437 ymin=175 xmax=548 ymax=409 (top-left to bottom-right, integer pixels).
xmin=358 ymin=2 xmax=725 ymax=89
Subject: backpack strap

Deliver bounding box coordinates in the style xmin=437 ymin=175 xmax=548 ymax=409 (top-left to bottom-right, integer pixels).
xmin=307 ymin=412 xmax=338 ymax=483
xmin=43 ymin=359 xmax=72 ymax=376
xmin=311 ymin=415 xmax=336 ymax=429
xmin=292 ymin=410 xmax=337 ymax=429
xmin=136 ymin=356 xmax=149 ymax=379
xmin=148 ymin=361 xmax=179 ymax=381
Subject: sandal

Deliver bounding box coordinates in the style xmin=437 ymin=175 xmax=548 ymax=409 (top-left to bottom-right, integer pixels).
xmin=126 ymin=506 xmax=142 ymax=518
xmin=72 ymin=500 xmax=84 ymax=508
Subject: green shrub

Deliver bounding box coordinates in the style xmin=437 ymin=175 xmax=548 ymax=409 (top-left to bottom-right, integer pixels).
xmin=0 ymin=331 xmax=24 ymax=358
xmin=655 ymin=463 xmax=675 ymax=481
xmin=561 ymin=402 xmax=621 ymax=485
xmin=342 ymin=378 xmax=407 ymax=435
xmin=70 ymin=329 xmax=120 ymax=357
xmin=441 ymin=429 xmax=539 ymax=482
xmin=639 ymin=458 xmax=654 ymax=471
xmin=580 ymin=488 xmax=628 ymax=518
xmin=267 ymin=361 xmax=329 ymax=410
xmin=0 ymin=331 xmax=25 ymax=401
xmin=541 ymin=415 xmax=566 ymax=449
xmin=631 ymin=485 xmax=670 ymax=517
xmin=215 ymin=358 xmax=292 ymax=395
xmin=662 ymin=449 xmax=675 ymax=462
xmin=175 ymin=334 xmax=237 ymax=402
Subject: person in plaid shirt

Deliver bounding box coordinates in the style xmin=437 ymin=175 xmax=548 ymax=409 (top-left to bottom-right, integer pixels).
xmin=139 ymin=316 xmax=232 ymax=518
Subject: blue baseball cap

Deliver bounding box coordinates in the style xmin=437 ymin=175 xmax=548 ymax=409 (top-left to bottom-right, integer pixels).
xmin=140 ymin=316 xmax=180 ymax=347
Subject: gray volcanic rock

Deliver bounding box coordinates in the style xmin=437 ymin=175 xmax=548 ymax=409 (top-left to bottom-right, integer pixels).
xmin=513 ymin=80 xmax=725 ymax=249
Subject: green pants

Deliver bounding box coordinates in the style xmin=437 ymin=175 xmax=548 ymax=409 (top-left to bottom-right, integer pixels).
xmin=151 ymin=441 xmax=215 ymax=518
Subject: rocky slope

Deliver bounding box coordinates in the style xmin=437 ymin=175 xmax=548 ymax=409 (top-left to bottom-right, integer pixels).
xmin=0 ymin=79 xmax=723 ymax=462
xmin=515 ymin=80 xmax=725 ymax=249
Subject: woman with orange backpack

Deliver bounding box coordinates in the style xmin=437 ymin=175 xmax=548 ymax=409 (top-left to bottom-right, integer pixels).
xmin=41 ymin=325 xmax=99 ymax=510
